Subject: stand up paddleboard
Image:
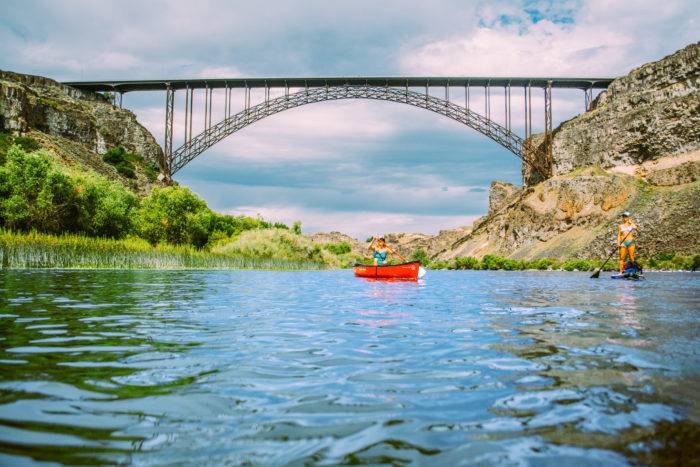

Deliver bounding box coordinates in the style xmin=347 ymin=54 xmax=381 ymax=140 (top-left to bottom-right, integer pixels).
xmin=611 ymin=272 xmax=644 ymax=280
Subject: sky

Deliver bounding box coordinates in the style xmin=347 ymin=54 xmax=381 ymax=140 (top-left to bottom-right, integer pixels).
xmin=1 ymin=0 xmax=697 ymax=238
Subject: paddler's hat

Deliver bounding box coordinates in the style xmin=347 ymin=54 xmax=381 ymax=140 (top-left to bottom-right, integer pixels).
xmin=622 ymin=211 xmax=631 ymax=217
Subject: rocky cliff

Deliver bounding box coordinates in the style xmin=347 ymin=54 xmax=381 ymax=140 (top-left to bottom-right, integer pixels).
xmin=524 ymin=42 xmax=699 ymax=185
xmin=0 ymin=71 xmax=163 ymax=193
xmin=421 ymin=43 xmax=700 ymax=262
xmin=432 ymin=159 xmax=699 ymax=260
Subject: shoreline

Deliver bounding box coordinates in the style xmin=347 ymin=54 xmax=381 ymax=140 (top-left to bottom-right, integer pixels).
xmin=1 ymin=230 xmax=696 ymax=273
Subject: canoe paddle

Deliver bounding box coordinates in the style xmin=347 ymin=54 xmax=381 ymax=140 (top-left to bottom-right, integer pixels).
xmin=590 ymin=230 xmax=632 ymax=279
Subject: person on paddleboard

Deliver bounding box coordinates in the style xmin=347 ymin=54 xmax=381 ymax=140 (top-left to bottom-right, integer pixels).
xmin=618 ymin=211 xmax=638 ymax=274
xmin=368 ymin=237 xmax=407 ymax=266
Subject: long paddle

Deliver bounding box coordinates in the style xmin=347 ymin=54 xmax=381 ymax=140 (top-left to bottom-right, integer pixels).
xmin=590 ymin=230 xmax=632 ymax=279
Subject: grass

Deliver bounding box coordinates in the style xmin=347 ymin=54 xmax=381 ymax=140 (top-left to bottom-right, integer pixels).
xmin=0 ymin=229 xmax=325 ymax=270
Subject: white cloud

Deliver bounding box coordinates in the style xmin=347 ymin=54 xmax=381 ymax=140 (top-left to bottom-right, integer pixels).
xmin=400 ymin=0 xmax=698 ymax=77
xmin=196 ymin=67 xmax=242 ymax=78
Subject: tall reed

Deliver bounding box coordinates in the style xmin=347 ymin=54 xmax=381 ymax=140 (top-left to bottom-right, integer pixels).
xmin=0 ymin=230 xmax=325 ymax=270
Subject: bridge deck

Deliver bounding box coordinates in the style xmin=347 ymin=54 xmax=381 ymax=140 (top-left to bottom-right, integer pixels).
xmin=62 ymin=76 xmax=614 ymax=93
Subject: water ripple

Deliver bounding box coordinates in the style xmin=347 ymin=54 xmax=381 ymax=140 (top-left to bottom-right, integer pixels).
xmin=0 ymin=269 xmax=698 ymax=465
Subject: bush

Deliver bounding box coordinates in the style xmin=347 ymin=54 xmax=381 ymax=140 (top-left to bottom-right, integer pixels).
xmin=137 ymin=186 xmax=211 ymax=247
xmin=561 ymin=258 xmax=595 ymax=271
xmin=481 ymin=254 xmax=506 ymax=270
xmin=292 ymin=220 xmax=302 ymax=235
xmin=325 ymin=241 xmax=352 ymax=255
xmin=103 ymin=146 xmax=144 ymax=179
xmin=529 ymin=258 xmax=559 ymax=270
xmin=213 ymin=228 xmax=325 ymax=263
xmin=454 ymin=256 xmax=479 ymax=269
xmin=0 ymin=146 xmax=79 ymax=234
xmin=410 ymin=248 xmax=429 ymax=265
xmin=14 ymin=136 xmax=40 ymax=153
xmin=0 ymin=133 xmax=39 ymax=165
xmin=74 ymin=176 xmax=138 ymax=238
xmin=693 ymin=255 xmax=700 ymax=271
xmin=429 ymin=260 xmax=452 ymax=270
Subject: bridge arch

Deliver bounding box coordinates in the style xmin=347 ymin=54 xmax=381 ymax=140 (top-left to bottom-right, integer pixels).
xmin=167 ymin=85 xmax=533 ymax=176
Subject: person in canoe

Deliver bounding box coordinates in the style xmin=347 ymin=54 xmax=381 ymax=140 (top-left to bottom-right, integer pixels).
xmin=618 ymin=211 xmax=638 ymax=274
xmin=369 ymin=237 xmax=407 ymax=266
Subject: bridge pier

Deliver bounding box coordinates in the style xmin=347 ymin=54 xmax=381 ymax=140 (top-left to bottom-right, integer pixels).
xmin=162 ymin=85 xmax=175 ymax=180
xmin=544 ymin=81 xmax=553 ymax=171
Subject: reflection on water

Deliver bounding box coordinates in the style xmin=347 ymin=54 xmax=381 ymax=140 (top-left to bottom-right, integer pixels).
xmin=0 ymin=269 xmax=698 ymax=465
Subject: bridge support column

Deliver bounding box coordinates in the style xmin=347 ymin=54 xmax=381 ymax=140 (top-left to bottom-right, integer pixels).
xmin=524 ymin=83 xmax=532 ymax=139
xmin=584 ymin=87 xmax=593 ymax=111
xmin=544 ymin=81 xmax=553 ymax=173
xmin=162 ymin=85 xmax=175 ymax=180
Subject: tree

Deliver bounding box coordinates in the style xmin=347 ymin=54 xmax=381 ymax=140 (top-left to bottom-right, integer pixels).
xmin=410 ymin=248 xmax=429 ymax=265
xmin=137 ymin=186 xmax=211 ymax=246
xmin=0 ymin=146 xmax=78 ymax=234
xmin=292 ymin=220 xmax=302 ymax=235
xmin=75 ymin=178 xmax=138 ymax=238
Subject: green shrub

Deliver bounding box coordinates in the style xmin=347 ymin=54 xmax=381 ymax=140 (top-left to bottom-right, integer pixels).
xmin=0 ymin=146 xmax=79 ymax=234
xmin=410 ymin=248 xmax=429 ymax=265
xmin=528 ymin=258 xmax=559 ymax=270
xmin=0 ymin=134 xmax=40 ymax=165
xmin=454 ymin=256 xmax=479 ymax=269
xmin=480 ymin=254 xmax=506 ymax=270
xmin=325 ymin=241 xmax=352 ymax=255
xmin=213 ymin=228 xmax=326 ymax=263
xmin=144 ymin=161 xmax=160 ymax=181
xmin=103 ymin=146 xmax=142 ymax=179
xmin=561 ymin=258 xmax=595 ymax=271
xmin=656 ymin=252 xmax=675 ymax=261
xmin=74 ymin=176 xmax=138 ymax=238
xmin=429 ymin=260 xmax=452 ymax=270
xmin=692 ymin=255 xmax=700 ymax=271
xmin=13 ymin=136 xmax=40 ymax=153
xmin=292 ymin=220 xmax=302 ymax=235
xmin=137 ymin=186 xmax=211 ymax=247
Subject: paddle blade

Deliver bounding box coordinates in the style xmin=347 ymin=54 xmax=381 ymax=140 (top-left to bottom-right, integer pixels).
xmin=418 ymin=267 xmax=427 ymax=278
xmin=590 ymin=270 xmax=601 ymax=279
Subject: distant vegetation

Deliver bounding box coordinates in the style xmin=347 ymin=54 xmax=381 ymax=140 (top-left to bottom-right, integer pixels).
xmin=423 ymin=253 xmax=700 ymax=271
xmin=323 ymin=241 xmax=352 ymax=255
xmin=214 ymin=230 xmax=362 ymax=268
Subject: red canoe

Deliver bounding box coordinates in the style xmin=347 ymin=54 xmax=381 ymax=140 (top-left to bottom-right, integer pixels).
xmin=353 ymin=261 xmax=422 ymax=280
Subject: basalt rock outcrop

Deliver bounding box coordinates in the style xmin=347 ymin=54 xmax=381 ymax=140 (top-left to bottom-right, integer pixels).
xmin=0 ymin=70 xmax=164 ymax=193
xmin=427 ymin=43 xmax=700 ymax=261
xmin=430 ymin=164 xmax=699 ymax=261
xmin=523 ymin=42 xmax=700 ymax=185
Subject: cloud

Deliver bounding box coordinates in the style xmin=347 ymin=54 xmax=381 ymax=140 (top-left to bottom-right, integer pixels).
xmin=400 ymin=0 xmax=698 ymax=77
xmin=196 ymin=67 xmax=242 ymax=78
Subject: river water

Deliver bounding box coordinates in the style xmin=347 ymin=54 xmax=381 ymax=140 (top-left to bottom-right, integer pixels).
xmin=0 ymin=269 xmax=698 ymax=465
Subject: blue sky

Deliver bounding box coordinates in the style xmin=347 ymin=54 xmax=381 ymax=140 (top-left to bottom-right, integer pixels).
xmin=1 ymin=0 xmax=697 ymax=237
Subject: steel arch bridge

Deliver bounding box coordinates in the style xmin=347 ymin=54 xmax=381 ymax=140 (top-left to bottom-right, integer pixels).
xmin=64 ymin=76 xmax=614 ymax=181
xmin=171 ymin=85 xmax=524 ymax=175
